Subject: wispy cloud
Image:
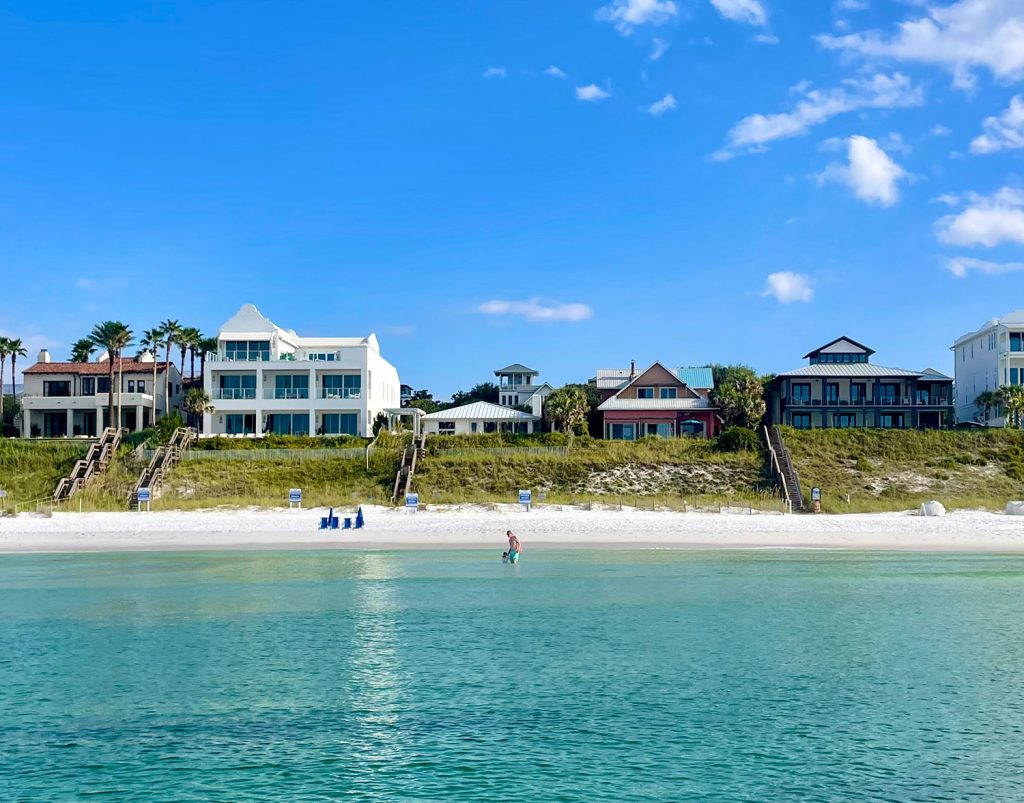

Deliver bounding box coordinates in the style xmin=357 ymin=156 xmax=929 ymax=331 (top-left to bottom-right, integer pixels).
xmin=710 ymin=0 xmax=766 ymax=27
xmin=715 ymin=72 xmax=923 ymax=159
xmin=935 ymin=187 xmax=1024 ymax=247
xmin=647 ymin=93 xmax=677 ymax=116
xmin=477 ymin=299 xmax=594 ymax=323
xmin=576 ymin=84 xmax=611 ymax=101
xmin=970 ymin=95 xmax=1024 ymax=154
xmin=817 ymin=135 xmax=907 ymax=206
xmin=752 ymin=33 xmax=779 ymax=44
xmin=544 ymin=65 xmax=567 ymax=79
xmin=833 ymin=0 xmax=868 ymax=12
xmin=945 ymin=256 xmax=1024 ymax=278
xmin=649 ymin=37 xmax=670 ymax=60
xmin=595 ymin=0 xmax=677 ymax=36
xmin=483 ymin=66 xmax=507 ymax=79
xmin=817 ymin=0 xmax=1024 ymax=90
xmin=762 ymin=272 xmax=814 ymax=303
xmin=930 ymin=123 xmax=951 ymax=137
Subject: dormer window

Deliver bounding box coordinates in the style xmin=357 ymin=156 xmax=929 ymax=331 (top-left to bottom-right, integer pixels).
xmin=637 ymin=387 xmax=654 ymax=399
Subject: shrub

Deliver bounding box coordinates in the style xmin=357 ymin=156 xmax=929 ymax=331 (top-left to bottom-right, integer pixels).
xmin=716 ymin=426 xmax=762 ymax=453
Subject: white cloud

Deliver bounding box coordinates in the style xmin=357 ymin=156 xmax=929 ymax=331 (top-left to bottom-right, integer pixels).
xmin=477 ymin=299 xmax=594 ymax=323
xmin=931 ymin=123 xmax=952 ymax=136
xmin=945 ymin=255 xmax=1024 ymax=277
xmin=716 ymin=72 xmax=923 ymax=158
xmin=752 ymin=33 xmax=780 ymax=44
xmin=970 ymin=94 xmax=1024 ymax=153
xmin=544 ymin=65 xmax=567 ymax=79
xmin=762 ymin=272 xmax=814 ymax=303
xmin=818 ymin=135 xmax=907 ymax=206
xmin=935 ymin=186 xmax=1024 ymax=247
xmin=483 ymin=66 xmax=507 ymax=79
xmin=576 ymin=84 xmax=611 ymax=101
xmin=710 ymin=0 xmax=766 ymax=26
xmin=595 ymin=0 xmax=677 ymax=35
xmin=647 ymin=93 xmax=677 ymax=115
xmin=649 ymin=37 xmax=670 ymax=60
xmin=817 ymin=0 xmax=1024 ymax=90
xmin=834 ymin=0 xmax=868 ymax=12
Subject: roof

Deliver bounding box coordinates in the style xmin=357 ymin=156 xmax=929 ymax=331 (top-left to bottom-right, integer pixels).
xmin=494 ymin=363 xmax=538 ymax=375
xmin=423 ymin=401 xmax=540 ymax=421
xmin=953 ymin=310 xmax=1024 ymax=347
xmin=597 ymin=397 xmax=714 ymax=411
xmin=523 ymin=383 xmax=554 ymax=399
xmin=676 ymin=366 xmax=714 ymax=389
xmin=217 ymin=304 xmax=380 ymax=351
xmin=24 ymin=359 xmax=174 ymax=376
xmin=774 ymin=364 xmax=952 ymax=380
xmin=803 ymin=336 xmax=875 ymax=359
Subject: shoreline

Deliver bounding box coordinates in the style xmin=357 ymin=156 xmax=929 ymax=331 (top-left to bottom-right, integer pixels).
xmin=1 ymin=505 xmax=1022 ymax=554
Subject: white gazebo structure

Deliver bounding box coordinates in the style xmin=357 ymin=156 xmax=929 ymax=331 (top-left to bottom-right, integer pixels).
xmin=421 ymin=401 xmax=540 ymax=435
xmin=384 ymin=407 xmax=425 ymax=436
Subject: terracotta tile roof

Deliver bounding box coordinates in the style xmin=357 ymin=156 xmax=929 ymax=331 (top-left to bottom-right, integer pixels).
xmin=23 ymin=359 xmax=174 ymax=376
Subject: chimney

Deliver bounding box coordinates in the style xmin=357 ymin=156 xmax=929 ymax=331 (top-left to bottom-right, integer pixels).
xmin=629 ymin=359 xmax=636 ymax=380
xmin=37 ymin=349 xmax=51 ymax=364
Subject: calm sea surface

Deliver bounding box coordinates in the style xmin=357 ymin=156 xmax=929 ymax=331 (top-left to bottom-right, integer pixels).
xmin=1 ymin=550 xmax=1023 ymax=802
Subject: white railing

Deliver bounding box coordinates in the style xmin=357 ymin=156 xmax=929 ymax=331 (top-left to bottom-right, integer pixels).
xmin=212 ymin=388 xmax=257 ymax=400
xmin=320 ymin=389 xmax=361 ymax=400
xmin=263 ymin=389 xmax=310 ymax=400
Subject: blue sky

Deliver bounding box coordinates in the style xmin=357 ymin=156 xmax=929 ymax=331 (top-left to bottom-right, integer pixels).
xmin=1 ymin=0 xmax=1023 ymax=395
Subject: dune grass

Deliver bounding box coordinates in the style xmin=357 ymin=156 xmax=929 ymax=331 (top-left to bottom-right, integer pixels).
xmin=0 ymin=440 xmax=91 ymax=509
xmin=783 ymin=427 xmax=1024 ymax=513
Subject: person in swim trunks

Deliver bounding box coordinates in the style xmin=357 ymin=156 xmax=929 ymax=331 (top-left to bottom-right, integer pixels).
xmin=506 ymin=530 xmax=522 ymax=563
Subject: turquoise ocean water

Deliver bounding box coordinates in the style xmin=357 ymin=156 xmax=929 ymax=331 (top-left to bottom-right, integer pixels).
xmin=1 ymin=550 xmax=1023 ymax=801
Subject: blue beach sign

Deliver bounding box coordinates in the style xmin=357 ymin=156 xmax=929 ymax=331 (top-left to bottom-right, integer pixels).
xmin=137 ymin=488 xmax=151 ymax=503
xmin=519 ymin=489 xmax=532 ymax=508
xmin=406 ymin=492 xmax=419 ymax=509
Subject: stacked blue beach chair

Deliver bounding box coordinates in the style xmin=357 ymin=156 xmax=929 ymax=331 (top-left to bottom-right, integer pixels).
xmin=319 ymin=506 xmax=365 ymax=531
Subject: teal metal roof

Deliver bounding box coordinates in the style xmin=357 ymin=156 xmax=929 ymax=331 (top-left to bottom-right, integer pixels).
xmin=676 ymin=366 xmax=714 ymax=389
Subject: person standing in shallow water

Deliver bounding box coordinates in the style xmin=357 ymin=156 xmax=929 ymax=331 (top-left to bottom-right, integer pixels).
xmin=506 ymin=530 xmax=522 ymax=563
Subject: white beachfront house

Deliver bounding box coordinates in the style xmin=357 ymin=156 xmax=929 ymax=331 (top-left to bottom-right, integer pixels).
xmin=203 ymin=304 xmax=401 ymax=438
xmin=953 ymin=310 xmax=1024 ymax=425
xmin=20 ymin=350 xmax=183 ymax=438
xmin=421 ymin=401 xmax=540 ymax=435
xmin=494 ymin=363 xmax=553 ymax=416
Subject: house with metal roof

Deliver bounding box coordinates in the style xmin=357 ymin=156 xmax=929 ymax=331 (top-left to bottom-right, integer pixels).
xmin=766 ymin=337 xmax=954 ymax=430
xmin=493 ymin=362 xmax=553 ymax=416
xmin=595 ymin=361 xmax=721 ymax=439
xmin=421 ymin=401 xmax=540 ymax=436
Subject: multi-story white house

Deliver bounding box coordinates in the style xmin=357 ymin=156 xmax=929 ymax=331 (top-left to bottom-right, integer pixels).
xmin=494 ymin=363 xmax=553 ymax=417
xmin=953 ymin=310 xmax=1024 ymax=425
xmin=203 ymin=304 xmax=401 ymax=438
xmin=21 ymin=350 xmax=183 ymax=438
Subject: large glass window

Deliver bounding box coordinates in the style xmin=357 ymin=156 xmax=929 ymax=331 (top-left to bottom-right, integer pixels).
xmin=878 ymin=384 xmax=900 ymax=404
xmin=1010 ymin=333 xmax=1022 ymax=352
xmin=43 ymin=381 xmax=71 ymax=397
xmin=269 ymin=413 xmax=310 ymax=436
xmin=825 ymin=383 xmax=839 ymax=404
xmin=81 ymin=377 xmax=95 ymax=396
xmin=792 ymin=414 xmax=811 ymax=430
xmin=97 ymin=377 xmax=110 ymax=393
xmin=851 ymin=383 xmax=866 ymax=403
xmin=833 ymin=413 xmax=856 ymax=428
xmin=636 ymin=388 xmax=654 ymax=399
xmin=438 ymin=421 xmax=455 ymax=434
xmin=644 ymin=422 xmax=673 ymax=437
xmin=272 ymin=374 xmax=309 ymax=399
xmin=322 ymin=413 xmax=358 ymax=436
xmin=322 ymin=374 xmax=361 ymax=399
xmin=609 ymin=423 xmax=636 ymax=440
xmin=659 ymin=388 xmax=677 ymax=399
xmin=791 ymin=384 xmax=811 ymax=403
xmin=879 ymin=414 xmax=903 ymax=429
xmin=1011 ymin=368 xmax=1020 ymax=385
xmin=219 ymin=374 xmax=257 ymax=399
xmin=224 ymin=414 xmax=256 ymax=435
xmin=224 ymin=340 xmax=271 ymax=362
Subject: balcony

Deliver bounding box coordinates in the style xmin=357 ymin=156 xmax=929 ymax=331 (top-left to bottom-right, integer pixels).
xmin=264 ymin=388 xmax=310 ymax=400
xmin=785 ymin=397 xmax=950 ymax=408
xmin=212 ymin=388 xmax=257 ymax=400
xmin=320 ymin=389 xmax=361 ymax=400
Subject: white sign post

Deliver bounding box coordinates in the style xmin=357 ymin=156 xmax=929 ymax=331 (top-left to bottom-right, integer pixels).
xmin=137 ymin=487 xmax=151 ymax=512
xmin=289 ymin=488 xmax=303 ymax=510
xmin=0 ymin=489 xmax=6 ymax=514
xmin=519 ymin=489 xmax=532 ymax=512
xmin=406 ymin=492 xmax=419 ymax=512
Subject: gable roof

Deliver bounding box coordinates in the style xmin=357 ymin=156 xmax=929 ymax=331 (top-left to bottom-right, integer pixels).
xmin=24 ymin=359 xmax=175 ymax=376
xmin=423 ymin=401 xmax=540 ymax=421
xmin=494 ymin=363 xmax=538 ymax=375
xmin=596 ymin=365 xmax=714 ymax=391
xmin=775 ymin=364 xmax=951 ymax=380
xmin=802 ymin=336 xmax=875 ymax=359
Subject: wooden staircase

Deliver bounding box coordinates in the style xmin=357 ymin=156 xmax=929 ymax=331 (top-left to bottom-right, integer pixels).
xmin=53 ymin=427 xmax=124 ymax=504
xmin=128 ymin=427 xmax=197 ymax=508
xmin=765 ymin=425 xmax=805 ymax=512
xmin=391 ymin=433 xmax=426 ymax=503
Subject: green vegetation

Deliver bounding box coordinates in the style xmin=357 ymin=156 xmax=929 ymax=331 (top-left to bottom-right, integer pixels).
xmin=716 ymin=426 xmax=762 ymax=453
xmin=783 ymin=427 xmax=1024 ymax=512
xmin=710 ymin=365 xmax=766 ymax=429
xmin=0 ymin=440 xmax=90 ymax=507
xmin=193 ymin=434 xmax=370 ymax=450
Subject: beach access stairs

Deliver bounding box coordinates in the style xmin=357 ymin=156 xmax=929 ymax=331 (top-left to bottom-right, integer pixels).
xmin=53 ymin=427 xmax=124 ymax=504
xmin=765 ymin=425 xmax=805 ymax=512
xmin=391 ymin=433 xmax=426 ymax=503
xmin=128 ymin=427 xmax=197 ymax=508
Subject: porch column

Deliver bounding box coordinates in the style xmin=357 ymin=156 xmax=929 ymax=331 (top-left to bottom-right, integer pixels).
xmin=136 ymin=405 xmax=143 ymax=433
xmin=66 ymin=409 xmax=74 ymax=438
xmin=23 ymin=408 xmax=31 ymax=438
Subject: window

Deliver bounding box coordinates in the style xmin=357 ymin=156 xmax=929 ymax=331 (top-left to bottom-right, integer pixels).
xmin=637 ymin=388 xmax=654 ymax=399
xmin=659 ymin=388 xmax=677 ymax=399
xmin=438 ymin=421 xmax=456 ymax=434
xmin=879 ymin=414 xmax=903 ymax=429
xmin=792 ymin=414 xmax=811 ymax=430
xmin=471 ymin=422 xmax=478 ymax=433
xmin=644 ymin=422 xmax=672 ymax=437
xmin=219 ymin=375 xmax=257 ymax=399
xmin=137 ymin=380 xmax=145 ymax=393
xmin=308 ymin=352 xmax=337 ymax=362
xmin=127 ymin=380 xmax=135 ymax=393
xmin=791 ymin=384 xmax=811 ymax=403
xmin=916 ymin=387 xmax=931 ymax=404
xmin=825 ymin=383 xmax=839 ymax=404
xmin=224 ymin=414 xmax=256 ymax=435
xmin=269 ymin=413 xmax=310 ymax=436
xmin=225 ymin=340 xmax=271 ymax=362
xmin=484 ymin=421 xmax=497 ymax=434
xmin=878 ymin=384 xmax=900 ymax=404
xmin=609 ymin=423 xmax=636 ymax=440
xmin=1011 ymin=368 xmax=1020 ymax=385
xmin=1011 ymin=333 xmax=1023 ymax=353
xmin=43 ymin=381 xmax=71 ymax=397
xmin=851 ymin=383 xmax=866 ymax=404
xmin=273 ymin=374 xmax=309 ymax=399
xmin=97 ymin=377 xmax=110 ymax=393
xmin=322 ymin=374 xmax=361 ymax=399
xmin=322 ymin=413 xmax=358 ymax=436
xmin=834 ymin=413 xmax=856 ymax=428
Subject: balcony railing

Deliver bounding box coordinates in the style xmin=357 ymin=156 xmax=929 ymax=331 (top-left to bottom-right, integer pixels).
xmin=264 ymin=389 xmax=310 ymax=400
xmin=213 ymin=388 xmax=257 ymax=400
xmin=320 ymin=389 xmax=361 ymax=400
xmin=785 ymin=397 xmax=950 ymax=407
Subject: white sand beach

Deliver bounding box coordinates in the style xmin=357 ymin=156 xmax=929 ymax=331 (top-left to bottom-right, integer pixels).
xmin=0 ymin=505 xmax=1022 ymax=553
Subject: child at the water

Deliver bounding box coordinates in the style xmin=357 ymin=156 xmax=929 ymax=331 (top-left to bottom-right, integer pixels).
xmin=502 ymin=551 xmax=509 ymax=564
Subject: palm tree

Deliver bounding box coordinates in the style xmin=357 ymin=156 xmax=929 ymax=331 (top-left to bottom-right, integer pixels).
xmin=0 ymin=336 xmax=10 ymax=433
xmin=7 ymin=339 xmax=27 ymax=432
xmin=197 ymin=336 xmax=219 ymax=379
xmin=141 ymin=327 xmax=165 ymax=428
xmin=70 ymin=338 xmax=96 ymax=363
xmin=160 ymin=319 xmax=181 ymax=415
xmin=183 ymin=388 xmax=214 ymax=432
xmin=544 ymin=386 xmax=589 ymax=440
xmin=180 ymin=327 xmax=201 ymax=379
xmin=997 ymin=385 xmax=1024 ymax=429
xmin=973 ymin=390 xmax=999 ymax=423
xmin=88 ymin=322 xmax=133 ymax=432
